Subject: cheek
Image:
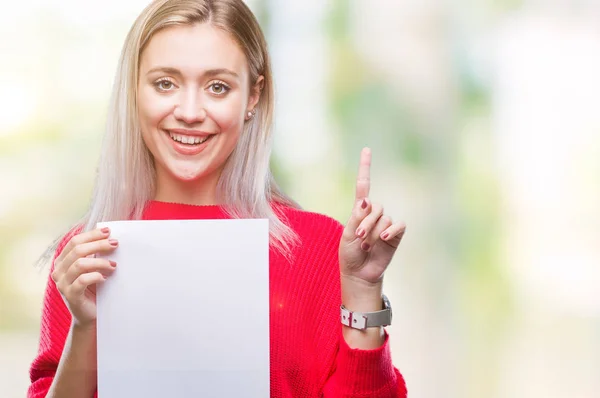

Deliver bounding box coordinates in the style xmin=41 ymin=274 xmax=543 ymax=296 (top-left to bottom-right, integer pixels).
xmin=209 ymin=95 xmax=245 ymax=134
xmin=138 ymin=86 xmax=173 ymax=132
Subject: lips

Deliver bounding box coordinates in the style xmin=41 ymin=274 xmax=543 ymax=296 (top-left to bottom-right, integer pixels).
xmin=168 ymin=131 xmax=211 ymax=145
xmin=164 ymin=129 xmax=215 ymax=156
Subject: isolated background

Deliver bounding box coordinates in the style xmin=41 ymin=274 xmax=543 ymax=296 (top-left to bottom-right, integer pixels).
xmin=1 ymin=0 xmax=599 ymax=397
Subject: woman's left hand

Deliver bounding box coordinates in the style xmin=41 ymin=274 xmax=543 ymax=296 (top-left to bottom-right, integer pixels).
xmin=339 ymin=148 xmax=406 ymax=287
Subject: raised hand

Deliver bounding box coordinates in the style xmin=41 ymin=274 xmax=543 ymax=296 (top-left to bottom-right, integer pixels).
xmin=51 ymin=228 xmax=119 ymax=328
xmin=339 ymin=148 xmax=406 ymax=286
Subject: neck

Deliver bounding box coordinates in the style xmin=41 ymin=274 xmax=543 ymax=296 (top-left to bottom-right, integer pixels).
xmin=154 ymin=168 xmax=222 ymax=206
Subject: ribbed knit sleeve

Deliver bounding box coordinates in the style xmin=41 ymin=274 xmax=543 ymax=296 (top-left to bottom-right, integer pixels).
xmin=324 ymin=331 xmax=407 ymax=397
xmin=27 ymin=227 xmax=99 ymax=398
xmin=285 ymin=209 xmax=407 ymax=397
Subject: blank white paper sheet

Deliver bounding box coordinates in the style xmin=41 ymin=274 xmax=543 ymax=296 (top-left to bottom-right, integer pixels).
xmin=96 ymin=219 xmax=270 ymax=398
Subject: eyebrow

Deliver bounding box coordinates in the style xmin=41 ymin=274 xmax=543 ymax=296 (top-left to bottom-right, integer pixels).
xmin=146 ymin=67 xmax=239 ymax=79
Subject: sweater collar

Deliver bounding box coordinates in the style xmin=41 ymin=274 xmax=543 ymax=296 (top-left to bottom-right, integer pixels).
xmin=142 ymin=200 xmax=229 ymax=220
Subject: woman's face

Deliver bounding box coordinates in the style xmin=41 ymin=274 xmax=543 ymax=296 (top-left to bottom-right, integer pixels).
xmin=137 ymin=23 xmax=261 ymax=190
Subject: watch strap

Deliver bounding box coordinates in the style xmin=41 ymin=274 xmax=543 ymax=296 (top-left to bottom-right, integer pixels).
xmin=340 ymin=295 xmax=392 ymax=330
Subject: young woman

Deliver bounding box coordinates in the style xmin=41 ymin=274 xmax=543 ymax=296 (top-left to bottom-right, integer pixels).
xmin=28 ymin=1 xmax=408 ymax=397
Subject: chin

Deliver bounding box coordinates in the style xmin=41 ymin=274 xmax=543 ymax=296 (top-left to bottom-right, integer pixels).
xmin=169 ymin=165 xmax=210 ymax=182
xmin=164 ymin=156 xmax=226 ymax=183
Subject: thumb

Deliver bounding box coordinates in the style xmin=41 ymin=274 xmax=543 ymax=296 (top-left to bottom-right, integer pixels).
xmin=343 ymin=197 xmax=371 ymax=240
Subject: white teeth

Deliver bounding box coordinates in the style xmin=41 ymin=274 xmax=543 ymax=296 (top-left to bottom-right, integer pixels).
xmin=168 ymin=132 xmax=210 ymax=145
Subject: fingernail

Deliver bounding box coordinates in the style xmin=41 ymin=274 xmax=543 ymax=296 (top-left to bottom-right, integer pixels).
xmin=361 ymin=199 xmax=368 ymax=209
xmin=356 ymin=228 xmax=365 ymax=238
xmin=109 ymin=239 xmax=118 ymax=246
xmin=381 ymin=232 xmax=389 ymax=240
xmin=361 ymin=242 xmax=370 ymax=251
xmin=101 ymin=227 xmax=110 ymax=234
xmin=109 ymin=261 xmax=117 ymax=267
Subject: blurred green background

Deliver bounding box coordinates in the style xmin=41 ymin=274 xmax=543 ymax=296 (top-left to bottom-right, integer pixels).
xmin=1 ymin=1 xmax=599 ymax=397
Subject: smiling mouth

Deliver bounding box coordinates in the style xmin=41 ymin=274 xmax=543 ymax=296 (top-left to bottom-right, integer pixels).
xmin=167 ymin=130 xmax=213 ymax=146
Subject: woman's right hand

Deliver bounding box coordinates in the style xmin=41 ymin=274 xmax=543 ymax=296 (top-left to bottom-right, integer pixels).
xmin=51 ymin=227 xmax=119 ymax=328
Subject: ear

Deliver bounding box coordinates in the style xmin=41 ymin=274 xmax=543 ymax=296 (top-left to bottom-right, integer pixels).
xmin=247 ymin=75 xmax=264 ymax=111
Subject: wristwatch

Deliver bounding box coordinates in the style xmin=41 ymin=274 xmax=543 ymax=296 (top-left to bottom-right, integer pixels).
xmin=340 ymin=294 xmax=392 ymax=330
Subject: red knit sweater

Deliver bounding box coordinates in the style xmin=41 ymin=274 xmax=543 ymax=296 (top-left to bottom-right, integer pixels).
xmin=28 ymin=201 xmax=407 ymax=397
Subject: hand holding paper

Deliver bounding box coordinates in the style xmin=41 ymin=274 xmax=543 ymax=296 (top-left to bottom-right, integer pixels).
xmin=50 ymin=228 xmax=119 ymax=328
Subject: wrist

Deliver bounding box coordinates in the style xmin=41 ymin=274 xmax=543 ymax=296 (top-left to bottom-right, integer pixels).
xmin=71 ymin=319 xmax=97 ymax=335
xmin=341 ymin=274 xmax=383 ymax=312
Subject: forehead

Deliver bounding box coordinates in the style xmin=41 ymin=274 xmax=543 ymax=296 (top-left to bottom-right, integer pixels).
xmin=140 ymin=23 xmax=248 ymax=76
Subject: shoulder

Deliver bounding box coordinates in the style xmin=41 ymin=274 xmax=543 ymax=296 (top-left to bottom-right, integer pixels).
xmin=271 ymin=205 xmax=343 ymax=292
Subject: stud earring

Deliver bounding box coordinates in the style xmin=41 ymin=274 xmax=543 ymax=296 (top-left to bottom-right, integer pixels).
xmin=246 ymin=109 xmax=256 ymax=120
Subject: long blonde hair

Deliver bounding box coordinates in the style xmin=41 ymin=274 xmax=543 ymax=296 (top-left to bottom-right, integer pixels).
xmin=40 ymin=0 xmax=301 ymax=265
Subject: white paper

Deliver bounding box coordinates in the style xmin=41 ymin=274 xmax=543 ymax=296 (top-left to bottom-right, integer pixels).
xmin=96 ymin=219 xmax=270 ymax=398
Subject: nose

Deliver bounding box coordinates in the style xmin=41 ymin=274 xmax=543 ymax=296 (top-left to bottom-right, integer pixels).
xmin=173 ymin=89 xmax=206 ymax=124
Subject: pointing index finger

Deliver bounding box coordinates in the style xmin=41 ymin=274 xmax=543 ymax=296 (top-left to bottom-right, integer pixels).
xmin=355 ymin=147 xmax=371 ymax=201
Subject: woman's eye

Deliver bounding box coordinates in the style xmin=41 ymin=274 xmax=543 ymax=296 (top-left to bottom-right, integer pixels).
xmin=209 ymin=82 xmax=229 ymax=95
xmin=154 ymin=79 xmax=175 ymax=91
xmin=159 ymin=81 xmax=173 ymax=90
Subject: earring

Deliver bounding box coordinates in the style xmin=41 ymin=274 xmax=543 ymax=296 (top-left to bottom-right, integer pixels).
xmin=246 ymin=109 xmax=256 ymax=120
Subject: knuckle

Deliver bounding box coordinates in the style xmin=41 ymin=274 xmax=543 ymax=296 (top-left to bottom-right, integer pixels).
xmin=70 ymin=234 xmax=84 ymax=248
xmin=64 ymin=240 xmax=75 ymax=255
xmin=369 ymin=210 xmax=381 ymax=222
xmin=57 ymin=280 xmax=67 ymax=294
xmin=72 ymin=275 xmax=85 ymax=290
xmin=369 ymin=202 xmax=382 ymax=215
xmin=72 ymin=258 xmax=85 ymax=272
xmin=73 ymin=245 xmax=86 ymax=258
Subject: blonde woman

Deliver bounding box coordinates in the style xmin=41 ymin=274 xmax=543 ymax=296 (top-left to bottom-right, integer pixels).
xmin=28 ymin=0 xmax=408 ymax=397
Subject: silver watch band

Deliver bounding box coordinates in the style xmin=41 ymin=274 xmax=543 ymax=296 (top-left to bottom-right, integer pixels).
xmin=340 ymin=294 xmax=392 ymax=330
